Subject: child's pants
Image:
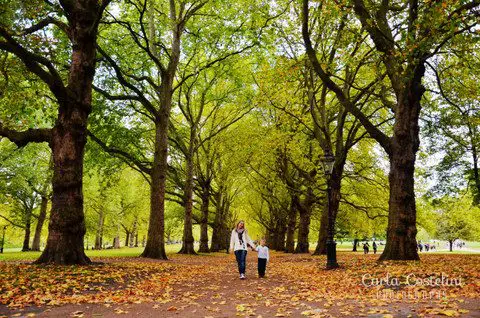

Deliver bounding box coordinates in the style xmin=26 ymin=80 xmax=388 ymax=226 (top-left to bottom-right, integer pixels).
xmin=258 ymin=258 xmax=267 ymax=277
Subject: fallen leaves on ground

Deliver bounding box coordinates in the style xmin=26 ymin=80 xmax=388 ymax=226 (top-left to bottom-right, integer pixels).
xmin=0 ymin=253 xmax=479 ymax=317
xmin=0 ymin=257 xmax=215 ymax=308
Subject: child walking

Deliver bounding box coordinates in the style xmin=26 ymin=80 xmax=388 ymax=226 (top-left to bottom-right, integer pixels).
xmin=256 ymin=238 xmax=269 ymax=278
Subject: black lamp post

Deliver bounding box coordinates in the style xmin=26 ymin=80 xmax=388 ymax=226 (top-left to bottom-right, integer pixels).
xmin=320 ymin=154 xmax=339 ymax=269
xmin=1 ymin=225 xmax=7 ymax=254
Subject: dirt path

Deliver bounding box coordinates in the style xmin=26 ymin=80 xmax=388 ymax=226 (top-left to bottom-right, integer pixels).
xmin=1 ymin=252 xmax=479 ymax=317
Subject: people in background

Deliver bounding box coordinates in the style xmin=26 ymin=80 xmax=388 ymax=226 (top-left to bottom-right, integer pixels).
xmin=363 ymin=242 xmax=369 ymax=254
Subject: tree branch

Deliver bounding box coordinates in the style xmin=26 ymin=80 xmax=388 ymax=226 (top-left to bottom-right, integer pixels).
xmin=87 ymin=130 xmax=152 ymax=175
xmin=0 ymin=122 xmax=51 ymax=147
xmin=302 ymin=0 xmax=392 ymax=155
xmin=22 ymin=16 xmax=71 ymax=39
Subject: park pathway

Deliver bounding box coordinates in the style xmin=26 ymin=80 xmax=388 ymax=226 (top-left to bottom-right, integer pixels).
xmin=1 ymin=252 xmax=479 ymax=317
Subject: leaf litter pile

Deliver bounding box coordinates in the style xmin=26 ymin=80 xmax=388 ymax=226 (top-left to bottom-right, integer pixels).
xmin=0 ymin=253 xmax=479 ymax=317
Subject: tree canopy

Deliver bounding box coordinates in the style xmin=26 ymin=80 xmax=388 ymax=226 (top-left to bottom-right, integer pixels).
xmin=0 ymin=0 xmax=479 ymax=264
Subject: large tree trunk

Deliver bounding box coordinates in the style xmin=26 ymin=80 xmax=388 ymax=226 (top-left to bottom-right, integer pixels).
xmin=295 ymin=211 xmax=311 ymax=253
xmin=31 ymin=196 xmax=48 ymax=251
xmin=471 ymin=147 xmax=480 ymax=205
xmin=313 ymin=204 xmax=328 ymax=255
xmin=114 ymin=222 xmax=121 ymax=249
xmin=125 ymin=230 xmax=130 ymax=247
xmin=179 ymin=149 xmax=196 ymax=254
xmin=352 ymin=238 xmax=359 ymax=252
xmin=210 ymin=190 xmax=228 ymax=252
xmin=141 ymin=121 xmax=168 ymax=259
xmin=284 ymin=201 xmax=297 ymax=253
xmin=35 ymin=1 xmax=106 ymax=265
xmin=379 ymin=151 xmax=419 ymax=260
xmin=94 ymin=209 xmax=104 ymax=250
xmin=198 ymin=189 xmax=210 ymax=253
xmin=295 ymin=189 xmax=314 ymax=254
xmin=274 ymin=222 xmax=287 ymax=251
xmin=210 ymin=224 xmax=227 ymax=252
xmin=130 ymin=218 xmax=137 ymax=247
xmin=267 ymin=229 xmax=276 ymax=250
xmin=379 ymin=77 xmax=423 ymax=261
xmin=302 ymin=0 xmax=429 ymax=262
xmin=36 ymin=103 xmax=91 ymax=264
xmin=141 ymin=10 xmax=182 ymax=258
xmin=22 ymin=209 xmax=32 ymax=251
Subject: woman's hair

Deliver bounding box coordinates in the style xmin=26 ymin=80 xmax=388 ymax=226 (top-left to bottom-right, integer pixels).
xmin=236 ymin=220 xmax=245 ymax=230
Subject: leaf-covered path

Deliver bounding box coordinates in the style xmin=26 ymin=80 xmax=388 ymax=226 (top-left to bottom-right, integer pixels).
xmin=1 ymin=252 xmax=479 ymax=317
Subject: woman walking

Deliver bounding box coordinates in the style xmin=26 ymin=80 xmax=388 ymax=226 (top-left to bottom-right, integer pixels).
xmin=230 ymin=220 xmax=255 ymax=279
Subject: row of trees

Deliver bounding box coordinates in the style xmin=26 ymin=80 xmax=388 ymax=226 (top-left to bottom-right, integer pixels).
xmin=0 ymin=0 xmax=479 ymax=264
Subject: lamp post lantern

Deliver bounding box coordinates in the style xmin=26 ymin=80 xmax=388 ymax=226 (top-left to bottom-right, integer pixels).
xmin=320 ymin=154 xmax=339 ymax=269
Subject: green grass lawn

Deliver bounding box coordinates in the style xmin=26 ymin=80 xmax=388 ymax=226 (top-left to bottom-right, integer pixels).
xmin=335 ymin=241 xmax=480 ymax=254
xmin=319 ymin=241 xmax=386 ymax=251
xmin=2 ymin=241 xmax=479 ymax=262
xmin=0 ymin=244 xmax=184 ymax=262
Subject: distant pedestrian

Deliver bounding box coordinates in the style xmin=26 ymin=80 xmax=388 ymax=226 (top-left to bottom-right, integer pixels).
xmin=363 ymin=242 xmax=369 ymax=254
xmin=373 ymin=241 xmax=377 ymax=254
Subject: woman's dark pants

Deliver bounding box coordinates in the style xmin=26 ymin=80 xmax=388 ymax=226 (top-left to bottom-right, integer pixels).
xmin=234 ymin=250 xmax=247 ymax=274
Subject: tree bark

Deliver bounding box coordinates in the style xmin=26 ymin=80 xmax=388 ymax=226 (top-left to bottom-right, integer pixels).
xmin=31 ymin=196 xmax=48 ymax=251
xmin=179 ymin=146 xmax=196 ymax=254
xmin=295 ymin=189 xmax=314 ymax=253
xmin=378 ymin=143 xmax=420 ymax=260
xmin=449 ymin=240 xmax=453 ymax=252
xmin=36 ymin=106 xmax=91 ymax=263
xmin=274 ymin=221 xmax=287 ymax=251
xmin=284 ymin=200 xmax=297 ymax=253
xmin=210 ymin=225 xmax=227 ymax=252
xmin=141 ymin=122 xmax=168 ymax=259
xmin=302 ymin=0 xmax=424 ymax=261
xmin=94 ymin=208 xmax=104 ymax=250
xmin=295 ymin=211 xmax=311 ymax=253
xmin=379 ymin=77 xmax=423 ymax=261
xmin=114 ymin=222 xmax=121 ymax=248
xmin=125 ymin=230 xmax=130 ymax=248
xmin=471 ymin=146 xmax=480 ymax=205
xmin=198 ymin=189 xmax=210 ymax=253
xmin=34 ymin=0 xmax=109 ymax=265
xmin=22 ymin=208 xmax=32 ymax=251
xmin=313 ymin=204 xmax=328 ymax=255
xmin=141 ymin=2 xmax=183 ymax=258
xmin=267 ymin=229 xmax=276 ymax=250
xmin=130 ymin=218 xmax=137 ymax=247
xmin=210 ymin=190 xmax=228 ymax=252
xmin=352 ymin=238 xmax=359 ymax=252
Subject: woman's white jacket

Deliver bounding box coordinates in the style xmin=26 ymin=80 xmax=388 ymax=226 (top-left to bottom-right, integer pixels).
xmin=230 ymin=229 xmax=255 ymax=252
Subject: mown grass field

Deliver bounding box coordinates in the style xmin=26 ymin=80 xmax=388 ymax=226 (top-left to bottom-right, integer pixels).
xmin=1 ymin=241 xmax=479 ymax=262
